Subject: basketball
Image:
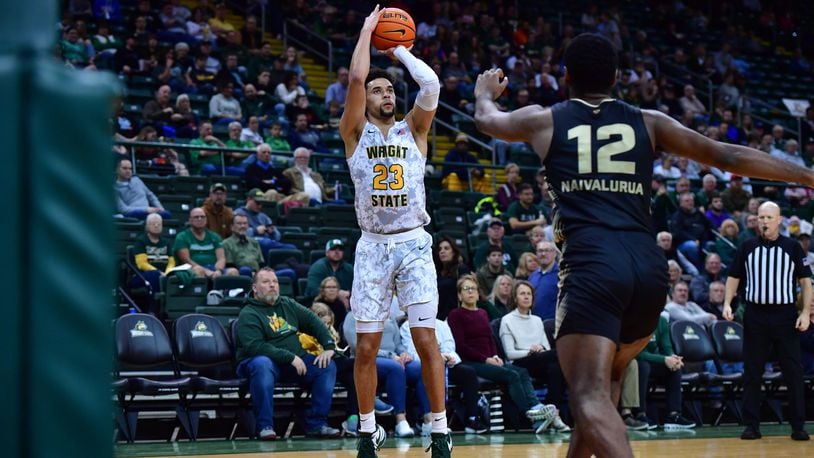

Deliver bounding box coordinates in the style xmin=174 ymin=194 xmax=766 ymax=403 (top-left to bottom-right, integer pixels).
xmin=371 ymin=8 xmax=416 ymax=50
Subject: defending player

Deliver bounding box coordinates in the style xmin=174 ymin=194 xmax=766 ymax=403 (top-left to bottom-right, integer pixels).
xmin=339 ymin=6 xmax=452 ymax=457
xmin=474 ymin=33 xmax=814 ymax=457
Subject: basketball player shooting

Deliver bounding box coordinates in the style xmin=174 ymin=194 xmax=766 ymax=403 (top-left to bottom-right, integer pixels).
xmin=339 ymin=5 xmax=452 ymax=458
xmin=474 ymin=33 xmax=814 ymax=458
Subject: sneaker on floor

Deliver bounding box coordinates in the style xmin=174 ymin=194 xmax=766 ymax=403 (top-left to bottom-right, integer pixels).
xmin=740 ymin=427 xmax=762 ymax=440
xmin=394 ymin=420 xmax=415 ymax=438
xmin=357 ymin=424 xmax=387 ymax=458
xmin=526 ymin=404 xmax=557 ymax=422
xmin=343 ymin=415 xmax=359 ymax=437
xmin=622 ymin=414 xmax=648 ymax=431
xmin=791 ymin=430 xmax=810 ymax=441
xmin=635 ymin=412 xmax=658 ymax=430
xmin=374 ymin=397 xmax=394 ymax=415
xmin=420 ymin=421 xmax=432 ymax=437
xmin=258 ymin=426 xmax=277 ymax=441
xmin=424 ymin=432 xmax=453 ymax=458
xmin=306 ymin=424 xmax=342 ymax=438
xmin=464 ymin=416 xmax=489 ymax=434
xmin=663 ymin=414 xmax=695 ymax=430
xmin=550 ymin=415 xmax=571 ymax=433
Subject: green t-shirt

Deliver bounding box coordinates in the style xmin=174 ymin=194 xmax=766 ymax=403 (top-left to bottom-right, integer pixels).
xmin=504 ymin=201 xmax=542 ymax=233
xmin=223 ymin=235 xmax=264 ymax=271
xmin=265 ymin=136 xmax=291 ymax=152
xmin=189 ymin=138 xmax=222 ymax=173
xmin=224 ymin=138 xmax=254 ymax=165
xmin=172 ymin=229 xmax=223 ymax=267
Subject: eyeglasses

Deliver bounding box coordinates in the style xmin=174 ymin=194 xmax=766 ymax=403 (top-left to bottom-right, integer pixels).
xmin=461 ymin=286 xmax=477 ymax=292
xmin=191 ymin=215 xmax=207 ymax=220
xmin=322 ymin=285 xmax=338 ymax=289
xmin=537 ymin=248 xmax=555 ymax=253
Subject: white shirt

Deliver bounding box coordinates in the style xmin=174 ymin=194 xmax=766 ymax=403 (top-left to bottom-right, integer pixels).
xmin=399 ymin=319 xmax=461 ymax=365
xmin=240 ymin=127 xmax=263 ymax=145
xmin=299 ymin=167 xmax=322 ymax=202
xmin=498 ymin=309 xmax=551 ymax=361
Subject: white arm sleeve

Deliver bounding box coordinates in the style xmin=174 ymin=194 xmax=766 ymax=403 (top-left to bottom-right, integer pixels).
xmin=394 ymin=46 xmax=439 ymax=111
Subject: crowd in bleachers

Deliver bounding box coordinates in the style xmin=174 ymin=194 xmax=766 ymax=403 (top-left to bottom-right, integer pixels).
xmin=58 ymin=0 xmax=814 ymax=441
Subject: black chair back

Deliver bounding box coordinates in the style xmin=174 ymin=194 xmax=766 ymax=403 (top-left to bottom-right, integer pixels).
xmin=709 ymin=321 xmax=744 ymax=363
xmin=669 ymin=320 xmax=716 ymax=363
xmin=116 ymin=313 xmax=174 ymax=367
xmin=490 ymin=318 xmax=507 ymax=361
xmin=173 ymin=314 xmax=233 ymax=367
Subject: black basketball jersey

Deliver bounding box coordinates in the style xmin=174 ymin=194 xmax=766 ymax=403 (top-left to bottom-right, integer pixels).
xmin=545 ymin=99 xmax=655 ymax=239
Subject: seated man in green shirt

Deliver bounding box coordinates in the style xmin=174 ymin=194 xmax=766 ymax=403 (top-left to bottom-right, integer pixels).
xmin=505 ymin=183 xmax=546 ymax=235
xmin=189 ymin=121 xmax=226 ymax=175
xmin=173 ymin=207 xmax=238 ymax=279
xmin=223 ymin=213 xmax=264 ymax=277
xmin=235 ymin=268 xmax=341 ymax=440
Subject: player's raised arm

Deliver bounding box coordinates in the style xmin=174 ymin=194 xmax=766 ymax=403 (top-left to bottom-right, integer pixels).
xmin=339 ymin=5 xmax=381 ymax=155
xmin=474 ymin=69 xmax=549 ymax=150
xmin=647 ymin=109 xmax=814 ymax=188
xmin=387 ymin=46 xmax=439 ymax=139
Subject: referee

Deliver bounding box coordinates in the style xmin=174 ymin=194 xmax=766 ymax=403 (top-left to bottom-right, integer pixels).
xmin=723 ymin=201 xmax=811 ymax=441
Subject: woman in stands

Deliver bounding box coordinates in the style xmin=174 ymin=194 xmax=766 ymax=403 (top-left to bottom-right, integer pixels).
xmin=447 ymin=274 xmax=556 ymax=431
xmin=716 ymin=218 xmax=740 ymax=269
xmin=432 ymin=237 xmax=471 ymax=320
xmin=498 ymin=280 xmax=569 ymax=432
xmin=314 ymin=276 xmax=349 ymax=340
xmin=514 ymin=252 xmax=539 ymax=280
xmin=487 ymin=274 xmax=514 ymax=315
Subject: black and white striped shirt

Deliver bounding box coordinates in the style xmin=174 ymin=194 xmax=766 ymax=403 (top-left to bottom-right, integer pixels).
xmin=729 ymin=235 xmax=812 ymax=305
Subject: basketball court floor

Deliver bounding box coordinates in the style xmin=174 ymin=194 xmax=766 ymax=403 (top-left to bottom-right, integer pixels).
xmin=114 ymin=425 xmax=808 ymax=457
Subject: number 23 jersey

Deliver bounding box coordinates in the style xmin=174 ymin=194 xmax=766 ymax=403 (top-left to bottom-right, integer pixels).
xmin=545 ymin=98 xmax=656 ymax=237
xmin=347 ymin=120 xmax=430 ymax=234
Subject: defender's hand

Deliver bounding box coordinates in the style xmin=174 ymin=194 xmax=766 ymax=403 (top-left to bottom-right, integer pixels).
xmin=361 ymin=5 xmax=382 ymax=33
xmin=474 ymin=69 xmax=508 ymax=101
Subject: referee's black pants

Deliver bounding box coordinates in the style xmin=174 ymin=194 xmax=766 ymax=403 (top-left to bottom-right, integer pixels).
xmin=742 ymin=303 xmax=805 ymax=431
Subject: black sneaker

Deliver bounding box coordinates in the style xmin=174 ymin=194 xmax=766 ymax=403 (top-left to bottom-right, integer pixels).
xmin=635 ymin=412 xmax=658 ymax=430
xmin=464 ymin=416 xmax=489 ymax=434
xmin=791 ymin=430 xmax=810 ymax=441
xmin=425 ymin=432 xmax=453 ymax=458
xmin=357 ymin=424 xmax=387 ymax=458
xmin=663 ymin=414 xmax=695 ymax=430
xmin=740 ymin=427 xmax=762 ymax=440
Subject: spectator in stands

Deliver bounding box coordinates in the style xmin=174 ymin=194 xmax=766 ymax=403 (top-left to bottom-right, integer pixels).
xmin=771 ymin=124 xmax=787 ymax=151
xmin=704 ymin=193 xmax=732 ymax=229
xmin=186 ymin=48 xmax=218 ymax=89
xmin=664 ymin=281 xmax=716 ymax=326
xmin=115 ymin=158 xmax=171 ymax=220
xmin=671 ymin=192 xmax=713 ymax=270
xmin=283 ymin=46 xmax=307 ymax=85
xmin=305 ymin=239 xmax=353 ymax=299
xmin=739 ymin=213 xmax=759 ymax=245
xmin=678 ymin=84 xmax=707 ymax=123
xmin=772 ymin=139 xmax=806 ymax=168
xmin=286 ymin=94 xmax=321 ymax=127
xmin=721 ymin=175 xmax=752 ymax=216
xmin=275 ymin=72 xmax=305 ymax=107
xmin=716 ymin=219 xmax=740 ymax=268
xmin=529 ymin=241 xmax=559 ymax=321
xmin=690 ymin=253 xmax=724 ymax=305
xmin=495 ymin=162 xmax=521 ymax=211
xmin=701 ymin=281 xmax=728 ymax=321
xmin=438 ymin=76 xmax=472 ymax=122
xmin=215 ymin=53 xmax=247 ymax=94
xmin=240 ymin=115 xmax=265 ymax=146
xmin=223 ymin=213 xmax=264 ymax=277
xmin=241 ymin=86 xmax=269 ymax=126
xmin=325 ymin=66 xmax=349 ymax=109
xmin=313 ymin=276 xmax=349 ymax=340
xmin=247 ymin=43 xmax=278 ymax=82
xmin=114 ymin=35 xmax=141 ymax=75
xmin=656 ymin=231 xmax=699 ymax=277
xmin=142 ymin=85 xmax=180 ymax=128
xmin=173 ymin=207 xmax=238 ymax=279
xmin=521 ymin=225 xmax=548 ymax=254
xmin=189 ymin=121 xmax=226 ymax=175
xmin=241 ymin=15 xmax=263 ymax=52
xmin=186 ymin=7 xmax=215 ymax=46
xmin=343 ymin=312 xmax=425 ymax=438
xmin=203 ymin=182 xmax=234 ymax=239
xmin=447 ymin=274 xmax=556 ymax=430
xmin=283 ymin=147 xmax=336 ymax=206
xmin=505 ymin=183 xmax=546 ymax=235
xmin=653 ymin=154 xmax=681 ymax=179
xmin=264 ymin=121 xmax=291 ymax=152
xmin=441 ymin=133 xmax=490 ymax=193
xmin=170 ymin=93 xmax=198 ymax=139
xmin=287 ymin=113 xmax=327 ymax=153
xmin=635 ymin=315 xmax=695 ymax=430
xmin=234 ymin=188 xmax=296 ymax=257
xmin=60 ymin=26 xmax=90 ymax=67
xmin=132 ymin=213 xmax=176 ymax=311
xmin=223 ymin=121 xmax=253 ymax=174
xmin=129 ymin=126 xmax=188 ymax=176
xmin=245 ymin=143 xmax=307 ymax=205
xmin=514 ymin=252 xmax=539 ymax=281
xmin=209 ymin=81 xmax=242 ymax=124
xmin=695 ymin=174 xmax=718 ymax=210
xmin=487 ymin=274 xmax=514 ymax=316
xmin=499 ymin=280 xmax=569 ymax=432
xmin=235 ymin=268 xmax=342 ymax=440
xmin=433 ymin=236 xmax=471 ymax=320
xmin=473 ymin=218 xmax=518 ymax=272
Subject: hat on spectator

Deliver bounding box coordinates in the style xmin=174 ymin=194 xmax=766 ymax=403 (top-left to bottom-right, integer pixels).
xmin=455 ymin=132 xmax=469 ymax=144
xmin=488 ymin=218 xmax=505 ymax=228
xmin=325 ymin=239 xmax=345 ymax=250
xmin=246 ymin=188 xmax=270 ymax=202
xmin=210 ymin=182 xmax=227 ymax=193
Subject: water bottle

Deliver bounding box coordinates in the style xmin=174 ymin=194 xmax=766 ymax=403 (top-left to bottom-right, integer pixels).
xmin=335 ymin=180 xmax=341 ymax=201
xmin=128 ymin=307 xmax=136 ymax=314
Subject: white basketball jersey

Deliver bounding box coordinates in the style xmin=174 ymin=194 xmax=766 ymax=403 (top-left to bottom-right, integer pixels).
xmin=347 ymin=120 xmax=430 ymax=234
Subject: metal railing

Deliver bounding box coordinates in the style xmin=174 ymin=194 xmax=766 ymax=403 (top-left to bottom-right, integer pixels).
xmin=283 ymin=19 xmax=334 ymax=77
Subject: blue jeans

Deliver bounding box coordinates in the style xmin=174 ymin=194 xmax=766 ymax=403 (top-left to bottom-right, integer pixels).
xmin=236 ymin=354 xmax=337 ymax=433
xmin=677 ymin=240 xmax=701 ymax=270
xmin=376 ymin=357 xmax=407 ymax=413
xmin=404 ymin=360 xmax=431 ymax=415
xmin=123 ymin=209 xmax=172 ymax=220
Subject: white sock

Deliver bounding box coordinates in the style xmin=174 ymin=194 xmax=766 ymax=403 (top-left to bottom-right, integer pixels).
xmin=359 ymin=411 xmax=376 ymax=433
xmin=431 ymin=411 xmax=447 ymax=434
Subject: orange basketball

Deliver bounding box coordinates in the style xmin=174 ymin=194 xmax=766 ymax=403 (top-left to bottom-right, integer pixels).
xmin=371 ymin=8 xmax=416 ymax=50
